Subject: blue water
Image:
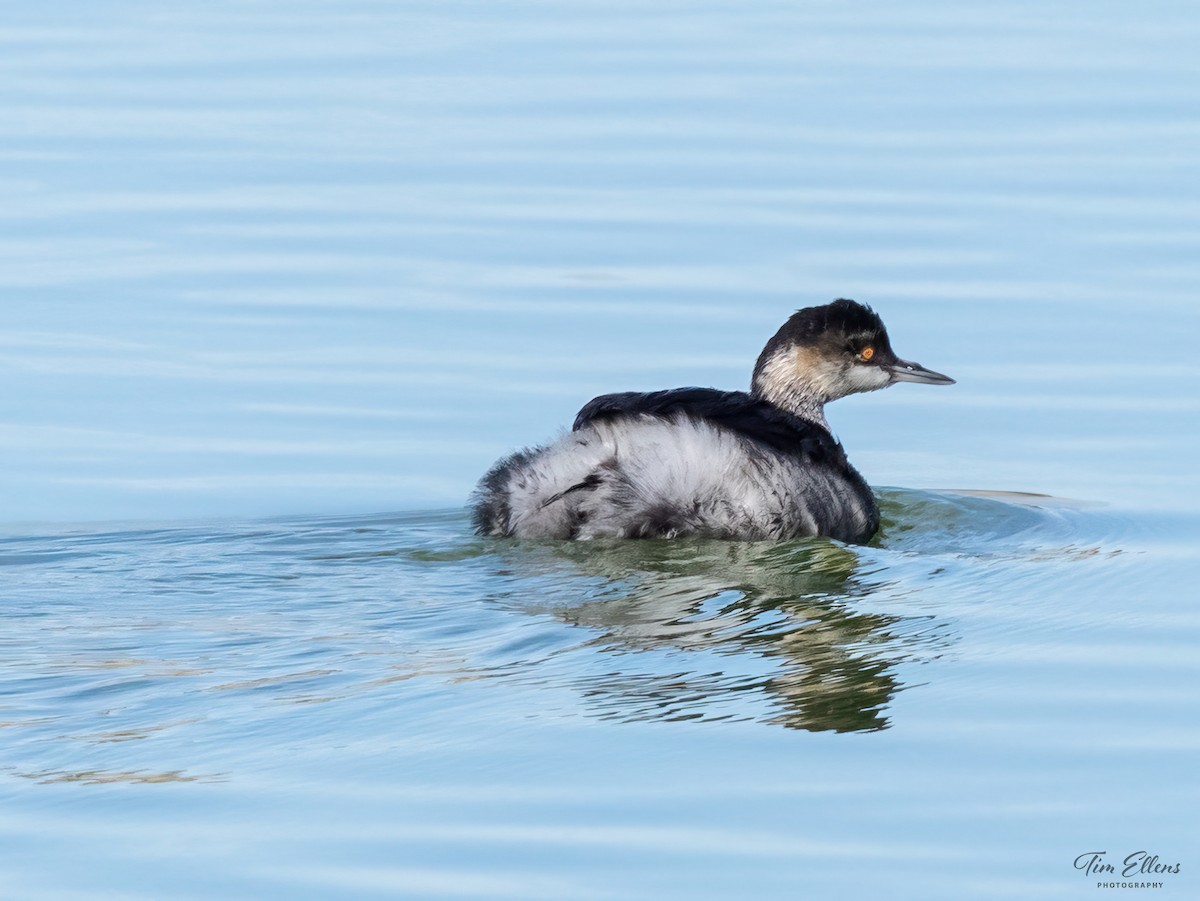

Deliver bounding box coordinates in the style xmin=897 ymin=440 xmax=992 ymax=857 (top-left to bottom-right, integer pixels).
xmin=3 ymin=497 xmax=1198 ymax=897
xmin=3 ymin=1 xmax=1200 ymax=898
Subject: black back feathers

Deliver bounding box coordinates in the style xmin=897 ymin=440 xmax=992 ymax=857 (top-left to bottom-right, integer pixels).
xmin=573 ymin=387 xmax=845 ymax=462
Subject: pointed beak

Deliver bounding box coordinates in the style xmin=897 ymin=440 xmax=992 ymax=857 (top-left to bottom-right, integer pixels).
xmin=886 ymin=358 xmax=955 ymax=385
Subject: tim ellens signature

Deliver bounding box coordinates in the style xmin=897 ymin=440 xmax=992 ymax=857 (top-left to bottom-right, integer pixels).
xmin=1075 ymin=851 xmax=1182 ymax=879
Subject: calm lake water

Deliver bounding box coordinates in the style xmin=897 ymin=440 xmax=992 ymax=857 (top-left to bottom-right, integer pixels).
xmin=2 ymin=1 xmax=1199 ymax=898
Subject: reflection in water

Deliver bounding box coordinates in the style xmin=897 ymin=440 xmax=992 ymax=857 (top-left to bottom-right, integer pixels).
xmin=11 ymin=768 xmax=220 ymax=785
xmin=493 ymin=533 xmax=951 ymax=733
xmin=477 ymin=489 xmax=1102 ymax=733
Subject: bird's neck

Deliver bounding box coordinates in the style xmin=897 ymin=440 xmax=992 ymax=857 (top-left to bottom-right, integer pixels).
xmin=751 ymin=353 xmax=832 ymax=431
xmin=756 ymin=386 xmax=830 ymax=431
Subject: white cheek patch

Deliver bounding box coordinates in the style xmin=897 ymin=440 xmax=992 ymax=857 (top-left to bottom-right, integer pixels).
xmin=808 ymin=360 xmax=851 ymax=398
xmin=845 ymin=364 xmax=892 ymax=393
xmin=790 ymin=354 xmax=885 ymax=400
xmin=760 ymin=349 xmax=843 ymax=401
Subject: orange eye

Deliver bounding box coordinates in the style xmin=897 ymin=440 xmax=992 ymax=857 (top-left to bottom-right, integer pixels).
xmin=859 ymin=346 xmax=875 ymax=362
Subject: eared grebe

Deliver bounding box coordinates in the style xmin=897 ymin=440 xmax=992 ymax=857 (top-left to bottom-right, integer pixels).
xmin=471 ymin=299 xmax=953 ymax=543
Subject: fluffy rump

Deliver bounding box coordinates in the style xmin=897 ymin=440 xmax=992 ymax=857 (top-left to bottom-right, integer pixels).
xmin=470 ymin=430 xmax=612 ymax=539
xmin=469 ymin=446 xmax=539 ymax=536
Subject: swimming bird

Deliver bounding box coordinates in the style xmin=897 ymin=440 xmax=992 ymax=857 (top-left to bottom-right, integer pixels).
xmin=471 ymin=299 xmax=953 ymax=543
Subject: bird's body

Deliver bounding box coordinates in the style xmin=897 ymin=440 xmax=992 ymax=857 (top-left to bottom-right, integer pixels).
xmin=473 ymin=388 xmax=878 ymax=542
xmin=471 ymin=299 xmax=953 ymax=544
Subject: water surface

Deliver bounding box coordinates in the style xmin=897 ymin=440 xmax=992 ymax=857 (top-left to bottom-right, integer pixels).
xmin=3 ymin=492 xmax=1198 ymax=898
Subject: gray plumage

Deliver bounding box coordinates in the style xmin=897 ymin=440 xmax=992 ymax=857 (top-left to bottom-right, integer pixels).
xmin=471 ymin=299 xmax=953 ymax=544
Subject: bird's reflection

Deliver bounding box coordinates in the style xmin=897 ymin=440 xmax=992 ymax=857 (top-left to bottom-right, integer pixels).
xmin=492 ymin=535 xmax=953 ymax=733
